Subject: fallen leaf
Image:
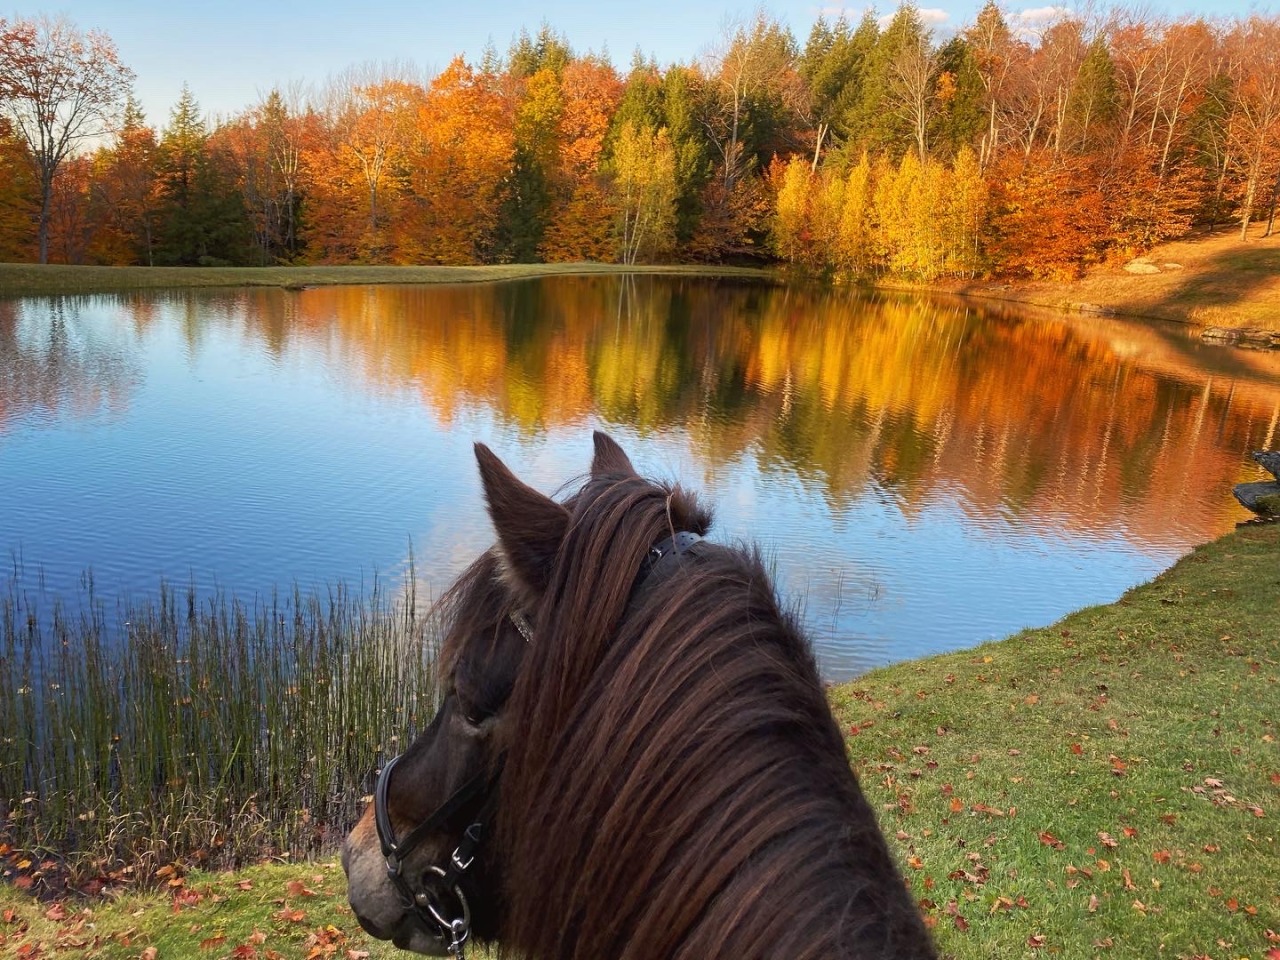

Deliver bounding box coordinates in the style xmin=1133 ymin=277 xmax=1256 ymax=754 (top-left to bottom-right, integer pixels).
xmin=200 ymin=935 xmax=227 ymax=950
xmin=285 ymin=880 xmax=315 ymax=898
xmin=1088 ymin=894 xmax=1100 ymax=913
xmin=237 ymin=880 xmax=254 ymax=891
xmin=1027 ymin=934 xmax=1047 ymax=948
xmin=43 ymin=903 xmax=67 ymax=922
xmin=141 ymin=949 xmax=158 ymax=960
xmin=1153 ymin=850 xmax=1172 ymax=864
xmin=954 ymin=915 xmax=970 ymax=931
xmin=1122 ymin=869 xmax=1135 ymax=891
xmin=1038 ymin=831 xmax=1065 ymax=850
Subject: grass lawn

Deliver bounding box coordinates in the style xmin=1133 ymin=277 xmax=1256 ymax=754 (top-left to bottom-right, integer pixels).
xmin=0 ymin=262 xmax=767 ymax=297
xmin=3 ymin=523 xmax=1278 ymax=959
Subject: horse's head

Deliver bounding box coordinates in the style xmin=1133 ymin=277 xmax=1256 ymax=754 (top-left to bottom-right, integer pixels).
xmin=341 ymin=432 xmax=641 ymax=955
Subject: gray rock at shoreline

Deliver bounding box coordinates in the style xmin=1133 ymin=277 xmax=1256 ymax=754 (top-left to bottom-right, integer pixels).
xmin=1253 ymin=450 xmax=1280 ymax=481
xmin=1201 ymin=327 xmax=1280 ymax=349
xmin=1234 ymin=481 xmax=1280 ymax=517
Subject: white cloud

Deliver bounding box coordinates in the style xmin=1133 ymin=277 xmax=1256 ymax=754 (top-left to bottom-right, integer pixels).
xmin=1011 ymin=5 xmax=1072 ymax=25
xmin=875 ymin=7 xmax=951 ymax=28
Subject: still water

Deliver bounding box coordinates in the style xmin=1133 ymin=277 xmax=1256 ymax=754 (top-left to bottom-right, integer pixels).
xmin=1 ymin=276 xmax=1275 ymax=679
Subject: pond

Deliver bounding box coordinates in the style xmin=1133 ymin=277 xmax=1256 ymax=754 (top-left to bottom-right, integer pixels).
xmin=1 ymin=276 xmax=1275 ymax=680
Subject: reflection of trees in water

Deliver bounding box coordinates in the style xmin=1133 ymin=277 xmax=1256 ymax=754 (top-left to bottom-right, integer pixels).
xmin=228 ymin=279 xmax=1280 ymax=546
xmin=0 ymin=298 xmax=140 ymax=433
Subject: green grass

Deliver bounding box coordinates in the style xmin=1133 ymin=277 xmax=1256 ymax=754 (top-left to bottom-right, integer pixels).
xmin=833 ymin=520 xmax=1280 ymax=959
xmin=3 ymin=523 xmax=1278 ymax=959
xmin=0 ymin=262 xmax=768 ymax=297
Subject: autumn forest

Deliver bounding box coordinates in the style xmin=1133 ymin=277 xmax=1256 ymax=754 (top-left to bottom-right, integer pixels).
xmin=1 ymin=5 xmax=1278 ymax=280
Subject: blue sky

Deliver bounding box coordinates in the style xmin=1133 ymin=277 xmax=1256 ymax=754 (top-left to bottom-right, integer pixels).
xmin=10 ymin=0 xmax=1273 ymax=127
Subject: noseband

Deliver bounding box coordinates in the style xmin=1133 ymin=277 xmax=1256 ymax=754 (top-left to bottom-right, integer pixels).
xmin=371 ymin=532 xmax=702 ymax=958
xmin=373 ymin=747 xmax=503 ymax=957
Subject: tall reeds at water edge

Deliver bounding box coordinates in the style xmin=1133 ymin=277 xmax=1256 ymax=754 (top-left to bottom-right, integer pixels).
xmin=1 ymin=571 xmax=439 ymax=876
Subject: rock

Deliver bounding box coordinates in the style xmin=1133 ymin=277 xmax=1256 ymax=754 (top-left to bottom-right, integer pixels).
xmin=1076 ymin=302 xmax=1116 ymax=316
xmin=1200 ymin=327 xmax=1280 ymax=349
xmin=1124 ymin=261 xmax=1161 ymax=275
xmin=1253 ymin=450 xmax=1280 ymax=482
xmin=1161 ymin=262 xmax=1184 ymax=270
xmin=1234 ymin=481 xmax=1280 ymax=517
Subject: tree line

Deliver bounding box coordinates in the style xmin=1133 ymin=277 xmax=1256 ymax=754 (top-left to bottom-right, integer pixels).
xmin=1 ymin=6 xmax=1277 ymax=279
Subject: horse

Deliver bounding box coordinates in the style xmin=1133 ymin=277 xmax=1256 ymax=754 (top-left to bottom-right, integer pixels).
xmin=342 ymin=432 xmax=937 ymax=960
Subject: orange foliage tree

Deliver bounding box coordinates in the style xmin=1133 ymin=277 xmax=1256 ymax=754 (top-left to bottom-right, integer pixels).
xmin=0 ymin=118 xmax=36 ymax=260
xmin=539 ymin=57 xmax=623 ymax=261
xmin=401 ymin=57 xmax=515 ymax=264
xmin=987 ymin=150 xmax=1107 ymax=279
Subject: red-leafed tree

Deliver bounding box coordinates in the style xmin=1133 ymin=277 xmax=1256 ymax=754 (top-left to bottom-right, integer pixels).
xmin=0 ymin=14 xmax=134 ymax=263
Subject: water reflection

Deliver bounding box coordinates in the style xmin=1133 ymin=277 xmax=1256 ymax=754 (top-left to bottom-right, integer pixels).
xmin=0 ymin=298 xmax=140 ymax=433
xmin=1 ymin=278 xmax=1274 ymax=678
xmin=274 ymin=278 xmax=1277 ymax=546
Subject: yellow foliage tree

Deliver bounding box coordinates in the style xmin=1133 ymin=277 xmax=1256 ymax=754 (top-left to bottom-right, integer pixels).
xmin=771 ymin=155 xmax=814 ymax=265
xmin=610 ymin=122 xmax=678 ymax=263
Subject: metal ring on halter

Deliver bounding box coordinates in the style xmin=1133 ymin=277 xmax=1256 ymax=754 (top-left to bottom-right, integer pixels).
xmin=419 ymin=865 xmax=471 ymax=950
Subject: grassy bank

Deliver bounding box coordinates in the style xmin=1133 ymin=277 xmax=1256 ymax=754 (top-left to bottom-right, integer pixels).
xmin=947 ymin=227 xmax=1280 ymax=333
xmin=0 ymin=262 xmax=767 ymax=297
xmin=3 ymin=522 xmax=1278 ymax=959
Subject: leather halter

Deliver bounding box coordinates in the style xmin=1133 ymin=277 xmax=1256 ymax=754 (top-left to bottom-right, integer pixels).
xmin=371 ymin=531 xmax=703 ymax=958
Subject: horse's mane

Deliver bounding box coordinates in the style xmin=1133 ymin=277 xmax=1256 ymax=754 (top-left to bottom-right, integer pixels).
xmin=495 ymin=471 xmax=931 ymax=959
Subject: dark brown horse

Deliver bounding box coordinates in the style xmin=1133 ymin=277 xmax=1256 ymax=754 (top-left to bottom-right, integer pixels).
xmin=342 ymin=432 xmax=936 ymax=960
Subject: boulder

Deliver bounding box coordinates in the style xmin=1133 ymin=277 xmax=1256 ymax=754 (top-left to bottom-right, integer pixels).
xmin=1124 ymin=261 xmax=1161 ymax=275
xmin=1234 ymin=481 xmax=1280 ymax=517
xmin=1253 ymin=450 xmax=1280 ymax=481
xmin=1200 ymin=327 xmax=1280 ymax=349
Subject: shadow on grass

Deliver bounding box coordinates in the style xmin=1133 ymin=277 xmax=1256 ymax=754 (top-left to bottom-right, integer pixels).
xmin=1113 ymin=228 xmax=1280 ymax=330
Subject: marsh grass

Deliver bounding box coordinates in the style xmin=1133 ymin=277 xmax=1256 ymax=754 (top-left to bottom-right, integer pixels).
xmin=0 ymin=570 xmax=438 ymax=883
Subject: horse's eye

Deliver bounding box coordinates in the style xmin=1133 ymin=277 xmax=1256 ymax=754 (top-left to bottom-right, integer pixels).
xmin=455 ymin=694 xmax=491 ymax=728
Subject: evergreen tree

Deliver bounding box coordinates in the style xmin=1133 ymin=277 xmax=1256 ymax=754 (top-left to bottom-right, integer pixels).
xmin=153 ymin=86 xmax=251 ymax=265
xmin=799 ymin=16 xmax=868 ymax=167
xmin=933 ymin=36 xmax=986 ymax=157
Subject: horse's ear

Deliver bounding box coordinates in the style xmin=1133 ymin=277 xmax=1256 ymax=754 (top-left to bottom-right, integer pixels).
xmin=591 ymin=431 xmax=637 ymax=478
xmin=475 ymin=442 xmax=569 ymax=603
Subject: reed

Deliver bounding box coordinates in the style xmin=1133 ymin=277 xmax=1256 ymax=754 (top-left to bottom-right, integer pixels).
xmin=0 ymin=569 xmax=439 ymax=879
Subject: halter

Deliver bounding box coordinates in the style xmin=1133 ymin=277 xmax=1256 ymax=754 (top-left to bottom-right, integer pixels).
xmin=373 ymin=750 xmax=502 ymax=958
xmin=371 ymin=532 xmax=703 ymax=959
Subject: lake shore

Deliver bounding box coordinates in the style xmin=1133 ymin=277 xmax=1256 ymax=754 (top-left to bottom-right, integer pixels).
xmin=3 ymin=519 xmax=1276 ymax=959
xmin=0 ymin=261 xmax=769 ymax=297
xmin=908 ymin=226 xmax=1280 ymax=335
xmin=4 ymin=227 xmax=1276 ymax=338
